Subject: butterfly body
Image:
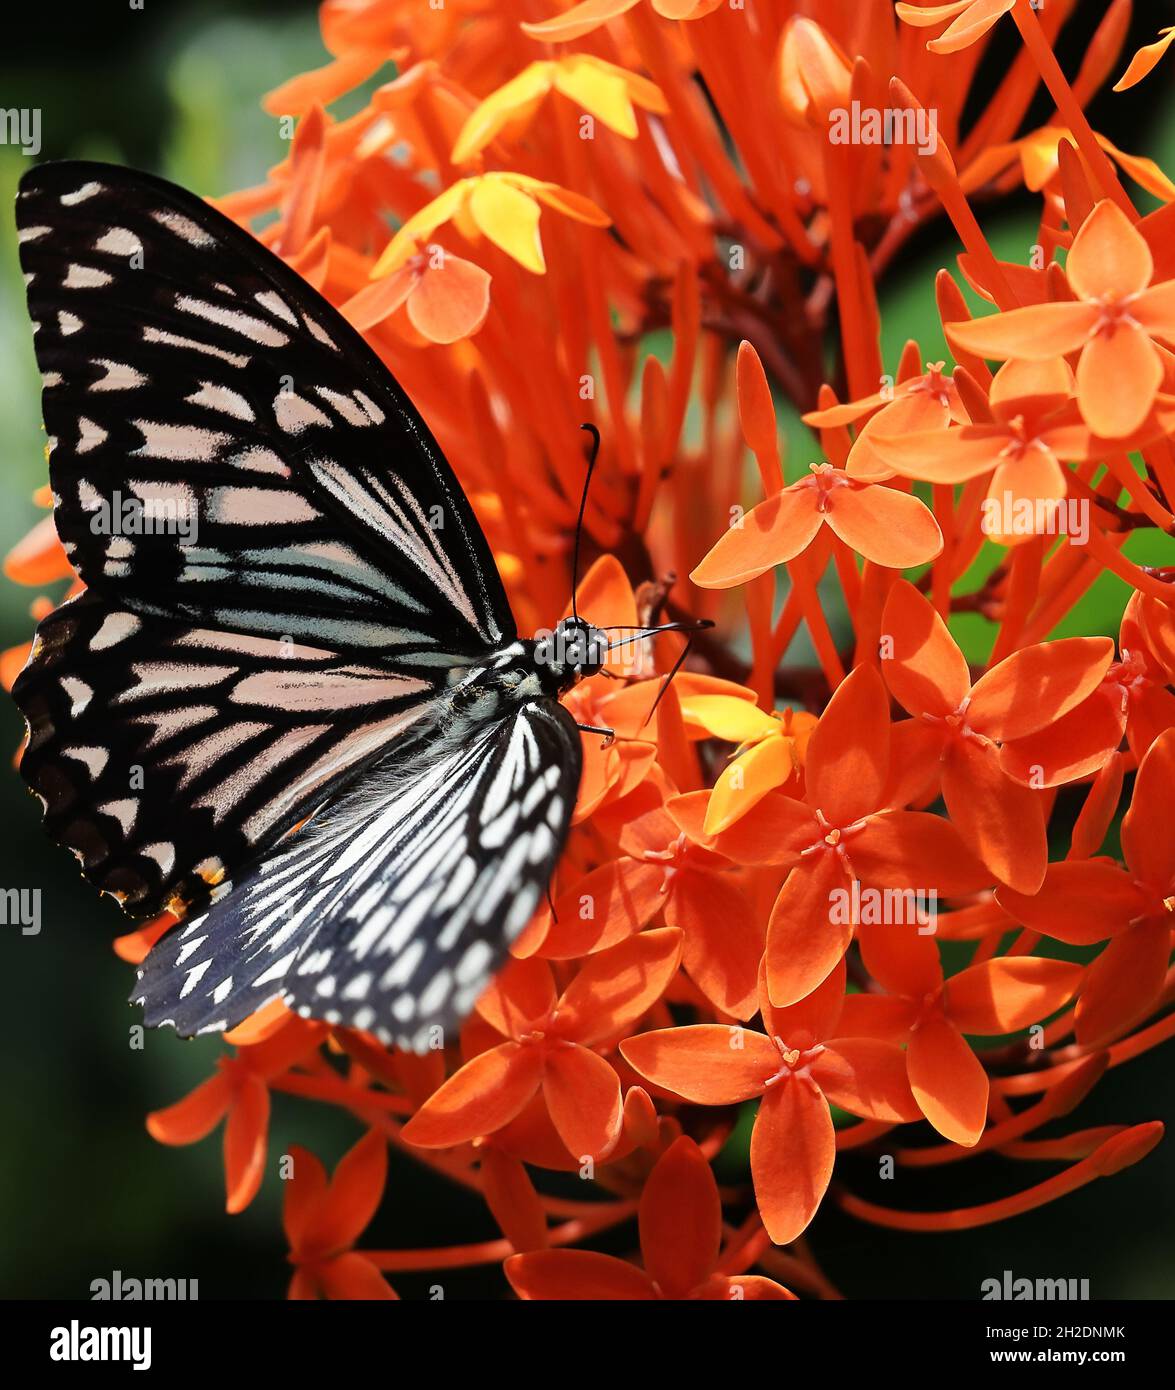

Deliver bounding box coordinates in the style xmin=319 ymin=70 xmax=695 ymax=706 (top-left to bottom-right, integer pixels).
xmin=12 ymin=160 xmax=604 ymax=1049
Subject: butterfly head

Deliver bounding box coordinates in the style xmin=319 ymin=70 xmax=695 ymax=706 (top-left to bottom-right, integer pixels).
xmin=532 ymin=615 xmax=608 ymax=692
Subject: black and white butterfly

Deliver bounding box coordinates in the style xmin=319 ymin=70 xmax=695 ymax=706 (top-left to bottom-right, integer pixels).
xmin=11 ymin=160 xmax=650 ymax=1051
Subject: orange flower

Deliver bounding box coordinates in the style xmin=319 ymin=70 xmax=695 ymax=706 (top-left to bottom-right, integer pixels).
xmin=999 ymin=592 xmax=1175 ymax=787
xmin=342 ymin=245 xmax=491 ymax=343
xmin=520 ymin=0 xmax=723 ymax=45
xmin=948 ymin=200 xmax=1175 ymax=437
xmin=680 ymin=695 xmax=815 ymax=834
xmin=146 ymin=1019 xmax=326 ymax=1213
xmin=622 ymin=962 xmax=920 ymax=1244
xmin=808 ymin=358 xmax=967 ymax=482
xmin=690 ymin=463 xmax=943 ymax=586
xmin=542 ymin=792 xmax=764 ymax=1018
xmin=402 ymin=931 xmax=682 ymax=1160
xmin=868 ymin=358 xmax=1175 ymax=544
xmin=372 ymin=172 xmax=610 ymax=277
xmin=452 ymin=55 xmax=666 ymax=162
xmin=998 ymin=728 xmax=1175 ymax=1048
xmin=285 ymin=1131 xmax=396 ymax=1300
xmin=704 ymin=665 xmax=985 ymax=1007
xmin=842 ymin=923 xmax=1082 ymax=1145
xmin=881 ymin=580 xmax=1114 ymax=893
xmin=1114 ymin=25 xmax=1175 ymax=92
xmin=896 ymin=0 xmax=1015 ymax=55
xmin=507 ymin=1136 xmax=794 ymax=1299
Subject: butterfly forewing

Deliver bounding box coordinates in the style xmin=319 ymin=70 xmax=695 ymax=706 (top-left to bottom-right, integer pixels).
xmin=132 ymin=701 xmax=581 ymax=1049
xmin=16 ymin=160 xmax=513 ymax=662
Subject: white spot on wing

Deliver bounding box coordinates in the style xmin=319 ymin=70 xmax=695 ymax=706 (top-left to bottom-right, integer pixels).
xmin=151 ymin=209 xmax=214 ymax=248
xmin=91 ymin=360 xmax=147 ymax=392
xmin=90 ymin=611 xmax=141 ymax=650
xmin=176 ymin=295 xmax=288 ymax=346
xmin=186 ymin=382 xmax=254 ymax=422
xmin=60 ymin=182 xmax=103 ymax=206
xmin=64 ymin=263 xmax=112 ymax=289
xmin=95 ymin=227 xmax=143 ymax=257
xmin=77 ymin=418 xmax=107 ymax=454
xmin=131 ymin=420 xmax=231 ymax=461
xmin=274 ymin=392 xmax=331 ymax=434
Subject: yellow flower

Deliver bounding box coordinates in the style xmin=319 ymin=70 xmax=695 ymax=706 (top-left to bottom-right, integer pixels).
xmin=680 ymin=695 xmax=818 ymax=835
xmin=452 ymin=56 xmax=667 ymax=164
xmin=372 ymin=172 xmax=610 ymax=278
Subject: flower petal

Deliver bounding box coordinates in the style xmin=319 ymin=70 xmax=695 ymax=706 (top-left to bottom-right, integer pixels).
xmin=851 ymin=810 xmax=990 ymax=895
xmin=311 ymin=1129 xmax=387 ymax=1253
xmin=946 ymin=957 xmax=1083 ymax=1034
xmin=805 ymin=664 xmax=891 ymax=825
xmin=282 ymin=1145 xmax=328 ymax=1252
xmin=812 ymin=1039 xmax=921 ymax=1122
xmin=750 ymin=1082 xmax=834 ymax=1244
xmin=470 ymin=177 xmax=545 ymax=273
xmin=1121 ymin=726 xmax=1175 ymax=890
xmin=822 ymin=482 xmax=943 ymax=568
xmin=542 ymin=1044 xmax=623 ymax=1160
xmin=676 ymin=871 xmax=764 ymax=1019
xmin=1076 ymin=919 xmax=1171 ymax=1047
xmin=766 ymin=853 xmax=854 ymax=1008
xmin=543 ymin=860 xmax=664 ymax=958
xmin=968 ymin=637 xmax=1115 ymax=740
xmin=999 ymin=688 xmax=1126 ymax=788
xmin=480 ymin=1147 xmax=548 ymax=1253
xmin=620 ymin=1025 xmax=776 ymax=1104
xmin=941 ymin=738 xmax=1048 ymax=894
xmin=881 ymin=579 xmax=971 ymax=718
xmin=997 ymin=860 xmax=1144 ymax=945
xmin=1067 ymin=200 xmax=1154 ymax=301
xmin=315 ymin=1252 xmax=398 ymax=1301
xmin=639 ymin=1137 xmax=721 ymax=1297
xmin=224 ymin=1072 xmax=270 ymax=1214
xmin=506 ymin=1249 xmax=657 ymax=1300
xmin=947 ymin=301 xmax=1098 ymax=361
xmin=690 ymin=485 xmax=824 ymax=588
xmin=1076 ymin=321 xmax=1163 ymax=437
xmin=401 ymin=1043 xmax=544 ymax=1147
xmin=145 ymin=1072 xmax=231 ymax=1147
xmin=868 ymin=425 xmax=1008 ymax=484
xmin=556 ymin=928 xmax=683 ymax=1046
xmin=405 ymin=254 xmax=491 ymax=344
xmin=907 ymin=1014 xmax=988 ymax=1145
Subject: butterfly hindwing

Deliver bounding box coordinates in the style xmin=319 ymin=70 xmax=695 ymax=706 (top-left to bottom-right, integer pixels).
xmin=16 ymin=160 xmax=514 ymax=665
xmin=132 ymin=701 xmax=582 ymax=1048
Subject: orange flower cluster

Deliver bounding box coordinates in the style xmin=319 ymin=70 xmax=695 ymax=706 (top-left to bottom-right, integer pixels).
xmin=7 ymin=0 xmax=1175 ymax=1298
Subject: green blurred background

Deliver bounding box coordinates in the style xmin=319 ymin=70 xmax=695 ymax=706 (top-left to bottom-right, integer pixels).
xmin=0 ymin=0 xmax=1172 ymax=1300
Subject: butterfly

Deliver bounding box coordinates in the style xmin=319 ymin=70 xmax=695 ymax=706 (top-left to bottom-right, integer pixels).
xmin=12 ymin=160 xmax=690 ymax=1051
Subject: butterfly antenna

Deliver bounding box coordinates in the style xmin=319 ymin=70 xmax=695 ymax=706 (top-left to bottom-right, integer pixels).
xmin=571 ymin=423 xmax=601 ymax=623
xmin=641 ymin=633 xmax=699 ymax=730
xmin=603 ymin=618 xmax=714 ymax=652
